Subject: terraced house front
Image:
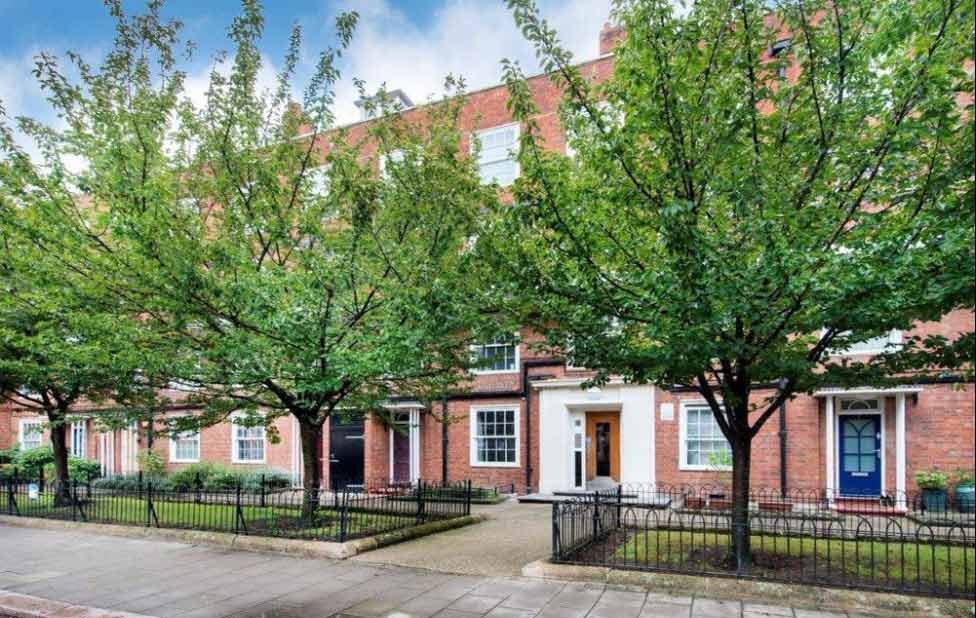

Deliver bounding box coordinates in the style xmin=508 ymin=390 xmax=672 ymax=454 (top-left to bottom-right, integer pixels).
xmin=2 ymin=22 xmax=972 ymax=514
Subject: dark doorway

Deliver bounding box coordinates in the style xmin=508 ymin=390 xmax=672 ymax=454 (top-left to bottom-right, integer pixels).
xmin=595 ymin=422 xmax=611 ymax=476
xmin=329 ymin=416 xmax=364 ymax=490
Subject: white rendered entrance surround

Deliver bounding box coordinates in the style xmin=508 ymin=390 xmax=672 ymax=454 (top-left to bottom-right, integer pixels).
xmin=385 ymin=401 xmax=422 ymax=485
xmin=534 ymin=378 xmax=655 ymax=494
xmin=815 ymin=385 xmax=920 ymax=505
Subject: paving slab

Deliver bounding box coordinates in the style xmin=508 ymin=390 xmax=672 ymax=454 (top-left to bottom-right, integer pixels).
xmin=351 ymin=501 xmax=552 ymax=576
xmin=1 ymin=523 xmax=961 ymax=618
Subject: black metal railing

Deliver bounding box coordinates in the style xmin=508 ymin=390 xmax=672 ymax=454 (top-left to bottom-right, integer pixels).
xmin=1 ymin=475 xmax=472 ymax=543
xmin=551 ymin=485 xmax=975 ymax=599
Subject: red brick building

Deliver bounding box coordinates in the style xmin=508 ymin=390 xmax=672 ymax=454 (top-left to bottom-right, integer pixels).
xmin=2 ymin=23 xmax=973 ymax=502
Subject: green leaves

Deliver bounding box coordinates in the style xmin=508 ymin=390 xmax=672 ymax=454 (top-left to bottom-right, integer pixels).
xmin=489 ymin=0 xmax=974 ymax=434
xmin=1 ymin=0 xmax=495 ymax=481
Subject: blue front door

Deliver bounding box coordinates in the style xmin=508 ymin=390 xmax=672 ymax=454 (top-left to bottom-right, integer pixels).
xmin=839 ymin=415 xmax=881 ymax=496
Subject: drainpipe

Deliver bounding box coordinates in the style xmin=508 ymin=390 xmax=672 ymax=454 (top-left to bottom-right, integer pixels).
xmin=520 ymin=358 xmax=564 ymax=493
xmin=779 ymin=399 xmax=788 ymax=498
xmin=441 ymin=396 xmax=449 ymax=486
xmin=522 ymin=360 xmax=531 ymax=493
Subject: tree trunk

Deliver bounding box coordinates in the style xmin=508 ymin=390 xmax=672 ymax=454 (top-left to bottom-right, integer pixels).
xmin=298 ymin=418 xmax=324 ymax=520
xmin=47 ymin=411 xmax=72 ymax=506
xmin=730 ymin=436 xmax=752 ymax=572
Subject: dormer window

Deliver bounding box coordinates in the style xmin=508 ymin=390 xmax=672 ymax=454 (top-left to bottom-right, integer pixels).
xmin=473 ymin=124 xmax=519 ymax=186
xmin=770 ymin=38 xmax=792 ymax=79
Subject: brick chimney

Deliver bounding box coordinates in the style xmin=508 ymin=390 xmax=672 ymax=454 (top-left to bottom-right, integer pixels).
xmin=599 ymin=22 xmax=626 ymax=55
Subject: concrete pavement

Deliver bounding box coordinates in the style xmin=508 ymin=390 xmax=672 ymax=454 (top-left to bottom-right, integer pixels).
xmin=1 ymin=524 xmax=852 ymax=618
xmin=350 ymin=501 xmax=552 ymax=576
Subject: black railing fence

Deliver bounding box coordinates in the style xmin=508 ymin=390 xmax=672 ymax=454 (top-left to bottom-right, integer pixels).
xmin=1 ymin=475 xmax=471 ymax=543
xmin=552 ymin=485 xmax=975 ymax=599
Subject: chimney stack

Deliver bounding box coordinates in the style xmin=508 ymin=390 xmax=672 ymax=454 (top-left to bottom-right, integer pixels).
xmin=599 ymin=22 xmax=626 ymax=55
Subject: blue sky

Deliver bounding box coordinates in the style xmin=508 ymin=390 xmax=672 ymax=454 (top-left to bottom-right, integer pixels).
xmin=1 ymin=0 xmax=611 ymax=153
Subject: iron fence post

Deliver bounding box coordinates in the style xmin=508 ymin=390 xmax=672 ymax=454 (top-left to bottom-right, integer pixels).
xmin=70 ymin=480 xmax=77 ymax=521
xmin=234 ymin=481 xmax=241 ymax=535
xmin=592 ymin=490 xmax=601 ymax=540
xmin=145 ymin=479 xmax=152 ymax=528
xmin=551 ymin=502 xmax=560 ymax=561
xmin=465 ymin=480 xmax=472 ymax=516
xmin=416 ymin=480 xmax=426 ymax=525
xmin=259 ymin=474 xmax=266 ymax=508
xmin=6 ymin=476 xmax=15 ymax=516
xmin=339 ymin=490 xmax=349 ymax=542
xmin=616 ymin=484 xmax=623 ymax=528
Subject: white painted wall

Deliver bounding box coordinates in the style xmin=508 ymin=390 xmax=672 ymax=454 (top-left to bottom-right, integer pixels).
xmin=536 ymin=381 xmax=655 ymax=493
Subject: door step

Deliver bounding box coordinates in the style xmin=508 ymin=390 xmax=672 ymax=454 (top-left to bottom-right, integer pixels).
xmin=833 ymin=496 xmax=907 ymax=515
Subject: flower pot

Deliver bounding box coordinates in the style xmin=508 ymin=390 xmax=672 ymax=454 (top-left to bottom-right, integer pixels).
xmin=709 ymin=498 xmax=732 ymax=511
xmin=685 ymin=496 xmax=705 ymax=510
xmin=921 ymin=488 xmax=947 ymax=513
xmin=955 ymin=485 xmax=975 ymax=513
xmin=759 ymin=500 xmax=793 ymax=513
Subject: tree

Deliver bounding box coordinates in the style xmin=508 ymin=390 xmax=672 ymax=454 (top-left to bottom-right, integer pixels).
xmin=0 ymin=220 xmax=147 ymax=502
xmin=0 ymin=0 xmax=494 ymax=513
xmin=491 ymin=0 xmax=974 ymax=570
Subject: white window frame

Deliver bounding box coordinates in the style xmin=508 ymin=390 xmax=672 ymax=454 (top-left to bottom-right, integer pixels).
xmin=70 ymin=421 xmax=87 ymax=458
xmin=469 ymin=405 xmax=521 ymax=468
xmin=306 ymin=164 xmax=331 ymax=197
xmin=827 ymin=329 xmax=903 ymax=356
xmin=169 ymin=427 xmax=201 ymax=463
xmin=472 ymin=123 xmax=519 ymax=186
xmin=378 ymin=149 xmax=405 ymax=179
xmin=470 ymin=335 xmax=520 ymax=375
xmin=231 ymin=413 xmax=266 ymax=464
xmin=678 ymin=401 xmax=732 ymax=471
xmin=18 ymin=418 xmax=44 ymax=450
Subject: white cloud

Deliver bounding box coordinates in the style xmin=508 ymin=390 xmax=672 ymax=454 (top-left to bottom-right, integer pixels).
xmin=318 ymin=0 xmax=613 ymax=125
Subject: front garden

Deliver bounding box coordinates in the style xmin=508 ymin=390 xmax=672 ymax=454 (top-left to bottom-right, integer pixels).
xmin=552 ymin=486 xmax=976 ymax=600
xmin=1 ymin=476 xmax=473 ymax=543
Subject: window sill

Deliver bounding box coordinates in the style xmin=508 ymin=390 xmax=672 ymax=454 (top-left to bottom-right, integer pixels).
xmin=678 ymin=465 xmax=732 ymax=472
xmin=470 ymin=368 xmax=519 ymax=376
xmin=170 ymin=458 xmax=200 ymax=464
xmin=470 ymin=462 xmax=521 ymax=468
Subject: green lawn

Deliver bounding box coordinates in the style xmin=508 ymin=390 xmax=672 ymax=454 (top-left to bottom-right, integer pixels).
xmin=0 ymin=491 xmax=417 ymax=540
xmin=613 ymin=529 xmax=975 ymax=593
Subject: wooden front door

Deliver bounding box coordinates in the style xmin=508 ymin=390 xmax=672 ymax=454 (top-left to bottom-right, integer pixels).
xmin=586 ymin=412 xmax=620 ymax=481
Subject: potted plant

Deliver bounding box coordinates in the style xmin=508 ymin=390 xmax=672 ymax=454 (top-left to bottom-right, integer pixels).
xmin=706 ymin=450 xmax=733 ymax=510
xmin=953 ymin=470 xmax=975 ymax=513
xmin=915 ymin=469 xmax=949 ymax=513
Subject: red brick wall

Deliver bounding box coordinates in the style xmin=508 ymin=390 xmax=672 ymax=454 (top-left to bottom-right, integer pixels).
xmin=905 ymin=383 xmax=976 ymax=490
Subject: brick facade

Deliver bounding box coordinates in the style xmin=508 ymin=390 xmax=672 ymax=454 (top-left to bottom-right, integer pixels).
xmin=1 ymin=25 xmax=972 ymax=498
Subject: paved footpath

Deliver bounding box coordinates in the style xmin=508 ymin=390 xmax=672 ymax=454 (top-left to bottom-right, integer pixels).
xmin=351 ymin=501 xmax=553 ymax=576
xmin=0 ymin=524 xmax=848 ymax=618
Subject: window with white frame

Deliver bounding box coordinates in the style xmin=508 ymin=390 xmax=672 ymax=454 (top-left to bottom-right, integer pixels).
xmin=473 ymin=124 xmax=519 ymax=186
xmin=680 ymin=404 xmax=731 ymax=470
xmin=170 ymin=429 xmax=200 ymax=463
xmin=471 ymin=336 xmax=518 ymax=373
xmin=829 ymin=330 xmax=903 ymax=356
xmin=70 ymin=421 xmax=86 ymax=458
xmin=470 ymin=407 xmax=519 ymax=466
xmin=232 ymin=415 xmax=266 ymax=463
xmin=378 ymin=149 xmax=404 ymax=179
xmin=18 ymin=419 xmax=43 ymax=450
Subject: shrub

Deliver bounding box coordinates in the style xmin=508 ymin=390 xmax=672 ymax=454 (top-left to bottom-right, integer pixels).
xmin=204 ymin=469 xmax=241 ymax=491
xmin=0 ymin=445 xmax=19 ymax=465
xmin=92 ymin=474 xmax=144 ymax=491
xmin=165 ymin=462 xmax=217 ymax=491
xmin=915 ymin=470 xmax=949 ymax=490
xmin=138 ymin=450 xmax=166 ymax=477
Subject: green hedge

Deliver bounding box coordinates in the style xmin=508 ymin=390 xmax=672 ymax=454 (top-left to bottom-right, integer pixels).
xmin=92 ymin=463 xmax=292 ymax=492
